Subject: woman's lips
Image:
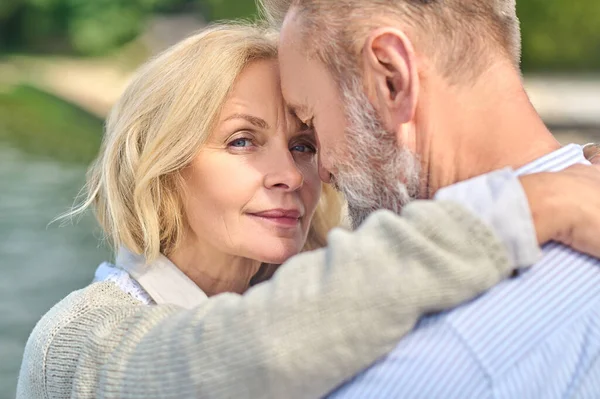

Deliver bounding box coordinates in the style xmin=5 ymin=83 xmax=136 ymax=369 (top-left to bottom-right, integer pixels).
xmin=248 ymin=209 xmax=302 ymax=228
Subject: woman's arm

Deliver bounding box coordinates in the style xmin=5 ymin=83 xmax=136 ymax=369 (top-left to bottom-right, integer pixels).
xmin=25 ymin=170 xmax=539 ymax=399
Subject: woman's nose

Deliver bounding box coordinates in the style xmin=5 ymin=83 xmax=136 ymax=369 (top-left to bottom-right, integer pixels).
xmin=263 ymin=151 xmax=304 ymax=191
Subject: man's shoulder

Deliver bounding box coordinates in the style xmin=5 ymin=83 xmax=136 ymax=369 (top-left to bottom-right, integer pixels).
xmin=329 ymin=315 xmax=491 ymax=398
xmin=331 ymin=246 xmax=600 ymax=398
xmin=445 ymin=244 xmax=600 ymax=371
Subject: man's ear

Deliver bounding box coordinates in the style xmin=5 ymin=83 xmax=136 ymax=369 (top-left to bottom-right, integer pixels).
xmin=362 ymin=28 xmax=419 ymax=130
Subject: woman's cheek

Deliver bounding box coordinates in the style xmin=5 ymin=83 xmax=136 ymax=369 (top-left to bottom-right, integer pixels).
xmin=303 ymin=164 xmax=323 ymax=215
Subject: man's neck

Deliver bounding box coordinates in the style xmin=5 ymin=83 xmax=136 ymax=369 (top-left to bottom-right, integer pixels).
xmin=417 ymin=63 xmax=562 ymax=198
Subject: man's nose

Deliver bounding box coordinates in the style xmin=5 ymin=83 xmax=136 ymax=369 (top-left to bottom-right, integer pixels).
xmin=264 ymin=151 xmax=304 ymax=191
xmin=318 ymin=153 xmax=332 ymax=183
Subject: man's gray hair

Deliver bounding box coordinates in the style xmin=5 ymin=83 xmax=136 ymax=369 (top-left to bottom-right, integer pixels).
xmin=257 ymin=0 xmax=522 ymax=82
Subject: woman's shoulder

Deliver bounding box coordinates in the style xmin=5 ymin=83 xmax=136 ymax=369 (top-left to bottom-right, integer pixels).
xmin=25 ymin=281 xmax=142 ymax=349
xmin=17 ymin=280 xmax=146 ymax=396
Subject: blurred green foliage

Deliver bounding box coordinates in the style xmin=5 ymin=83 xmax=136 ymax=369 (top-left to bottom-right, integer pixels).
xmin=1 ymin=0 xmax=600 ymax=70
xmin=517 ymin=0 xmax=600 ymax=72
xmin=0 ymin=0 xmax=257 ymax=55
xmin=0 ymin=85 xmax=103 ymax=163
xmin=3 ymin=0 xmax=127 ymax=54
xmin=207 ymin=0 xmax=257 ymax=21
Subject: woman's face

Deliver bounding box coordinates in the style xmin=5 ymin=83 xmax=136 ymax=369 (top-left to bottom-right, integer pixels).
xmin=181 ymin=59 xmax=321 ymax=264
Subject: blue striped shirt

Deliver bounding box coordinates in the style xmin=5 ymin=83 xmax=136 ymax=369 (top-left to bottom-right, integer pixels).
xmin=329 ymin=144 xmax=600 ymax=399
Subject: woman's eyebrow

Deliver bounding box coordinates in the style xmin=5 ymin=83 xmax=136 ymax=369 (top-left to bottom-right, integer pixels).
xmin=223 ymin=113 xmax=270 ymax=130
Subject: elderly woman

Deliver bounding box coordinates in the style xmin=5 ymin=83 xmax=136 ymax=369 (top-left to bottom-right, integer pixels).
xmin=16 ymin=23 xmax=600 ymax=399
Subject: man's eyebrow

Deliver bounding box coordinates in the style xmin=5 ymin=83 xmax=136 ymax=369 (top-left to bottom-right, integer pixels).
xmin=287 ymin=103 xmax=309 ymax=119
xmin=223 ymin=113 xmax=269 ymax=130
xmin=295 ymin=129 xmax=316 ymax=142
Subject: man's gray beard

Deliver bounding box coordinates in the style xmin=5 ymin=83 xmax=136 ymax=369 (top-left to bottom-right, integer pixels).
xmin=332 ymin=77 xmax=421 ymax=230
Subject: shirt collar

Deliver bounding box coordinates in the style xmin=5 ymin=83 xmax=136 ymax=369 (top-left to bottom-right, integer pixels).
xmin=115 ymin=246 xmax=208 ymax=309
xmin=516 ymin=143 xmax=590 ymax=175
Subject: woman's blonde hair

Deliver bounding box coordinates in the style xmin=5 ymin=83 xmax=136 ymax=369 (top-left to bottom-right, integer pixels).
xmin=66 ymin=23 xmax=342 ymax=262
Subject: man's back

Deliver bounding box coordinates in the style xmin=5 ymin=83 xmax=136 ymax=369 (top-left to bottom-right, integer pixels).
xmin=330 ymin=145 xmax=600 ymax=398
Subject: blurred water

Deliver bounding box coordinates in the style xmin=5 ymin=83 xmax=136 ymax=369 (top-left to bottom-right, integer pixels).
xmin=0 ymin=144 xmax=110 ymax=398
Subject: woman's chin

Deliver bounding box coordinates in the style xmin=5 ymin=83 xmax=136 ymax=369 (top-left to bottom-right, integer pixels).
xmin=258 ymin=252 xmax=300 ymax=265
xmin=251 ymin=240 xmax=304 ymax=265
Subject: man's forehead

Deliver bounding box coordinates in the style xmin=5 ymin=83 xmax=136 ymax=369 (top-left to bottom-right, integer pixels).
xmin=277 ymin=54 xmax=312 ymax=119
xmin=278 ymin=12 xmax=321 ymax=120
xmin=279 ymin=6 xmax=302 ymax=44
xmin=278 ymin=6 xmax=313 ymax=66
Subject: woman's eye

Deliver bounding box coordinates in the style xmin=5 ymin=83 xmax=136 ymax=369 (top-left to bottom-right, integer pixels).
xmin=291 ymin=143 xmax=316 ymax=153
xmin=229 ymin=138 xmax=253 ymax=148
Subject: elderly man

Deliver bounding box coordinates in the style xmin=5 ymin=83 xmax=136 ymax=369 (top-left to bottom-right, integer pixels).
xmin=259 ymin=0 xmax=600 ymax=397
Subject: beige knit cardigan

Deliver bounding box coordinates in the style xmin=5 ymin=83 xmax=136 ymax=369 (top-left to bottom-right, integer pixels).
xmin=17 ymin=197 xmax=539 ymax=398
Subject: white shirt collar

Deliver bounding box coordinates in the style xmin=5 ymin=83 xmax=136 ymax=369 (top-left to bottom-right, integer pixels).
xmin=516 ymin=143 xmax=589 ymax=175
xmin=115 ymin=246 xmax=208 ymax=309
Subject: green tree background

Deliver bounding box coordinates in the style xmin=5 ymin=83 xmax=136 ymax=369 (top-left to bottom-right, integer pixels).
xmin=1 ymin=0 xmax=599 ymax=72
xmin=0 ymin=0 xmax=257 ymax=55
xmin=519 ymin=0 xmax=600 ymax=71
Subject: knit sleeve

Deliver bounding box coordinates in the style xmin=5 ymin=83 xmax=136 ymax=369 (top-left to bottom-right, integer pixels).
xmin=20 ymin=178 xmax=541 ymax=399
